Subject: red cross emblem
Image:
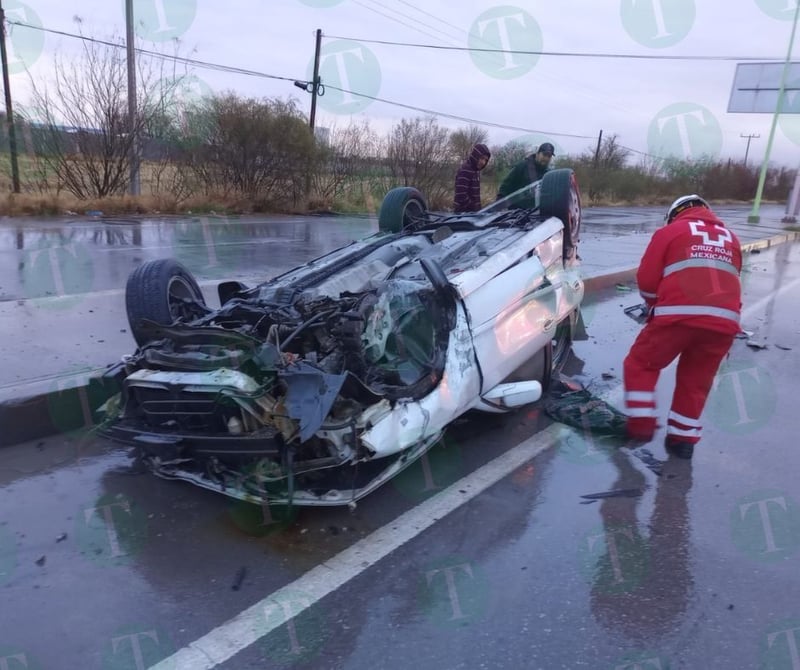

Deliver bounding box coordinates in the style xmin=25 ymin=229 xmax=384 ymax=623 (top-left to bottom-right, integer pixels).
xmin=688 ymin=220 xmax=733 ymax=248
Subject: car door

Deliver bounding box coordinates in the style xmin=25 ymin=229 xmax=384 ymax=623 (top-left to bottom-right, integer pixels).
xmin=451 ymin=218 xmax=569 ymax=392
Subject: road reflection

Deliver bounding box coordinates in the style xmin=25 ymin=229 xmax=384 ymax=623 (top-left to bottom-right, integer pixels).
xmin=0 ymin=215 xmax=375 ymax=301
xmin=590 ymin=449 xmax=695 ymax=645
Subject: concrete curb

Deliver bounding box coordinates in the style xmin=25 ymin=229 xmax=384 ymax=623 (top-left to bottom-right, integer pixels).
xmin=741 ymin=229 xmax=800 ymax=252
xmin=3 ymin=231 xmax=798 ymax=449
xmin=582 ymin=266 xmax=638 ymax=295
xmin=0 ymin=370 xmax=120 ymax=448
xmin=580 ymin=230 xmax=800 ymax=299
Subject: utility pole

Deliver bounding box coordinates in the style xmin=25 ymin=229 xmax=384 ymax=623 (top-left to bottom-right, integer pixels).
xmin=741 ymin=133 xmax=760 ymax=166
xmin=593 ymin=129 xmax=603 ymax=169
xmin=309 ymin=28 xmax=322 ymax=132
xmin=0 ymin=0 xmax=21 ymax=194
xmin=304 ymin=29 xmax=323 ymax=208
xmin=125 ymin=0 xmax=140 ymax=196
xmin=749 ymin=0 xmax=800 ymax=223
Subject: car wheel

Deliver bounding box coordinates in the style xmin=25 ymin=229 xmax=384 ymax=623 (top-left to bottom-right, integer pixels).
xmin=378 ymin=187 xmax=427 ymax=233
xmin=540 ymin=168 xmax=582 ymax=262
xmin=551 ymin=312 xmax=575 ymax=376
xmin=125 ymin=258 xmax=207 ymax=346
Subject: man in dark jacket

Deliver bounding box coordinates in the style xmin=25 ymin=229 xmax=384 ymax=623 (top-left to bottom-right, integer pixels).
xmin=496 ymin=142 xmax=555 ymax=204
xmin=453 ymin=143 xmax=491 ymax=213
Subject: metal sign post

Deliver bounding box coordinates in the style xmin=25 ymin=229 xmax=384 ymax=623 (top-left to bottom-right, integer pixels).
xmin=727 ymin=2 xmax=800 ymax=223
xmin=782 ymin=165 xmax=800 ymax=223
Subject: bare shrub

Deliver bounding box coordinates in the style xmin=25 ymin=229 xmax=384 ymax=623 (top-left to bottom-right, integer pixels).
xmin=312 ymin=119 xmax=381 ymax=206
xmin=449 ymin=124 xmax=489 ymax=162
xmin=22 ymin=27 xmax=185 ymax=199
xmin=386 ymin=116 xmax=455 ymax=208
xmin=182 ymin=94 xmax=315 ymax=209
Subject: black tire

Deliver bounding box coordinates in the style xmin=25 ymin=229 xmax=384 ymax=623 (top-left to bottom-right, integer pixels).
xmin=540 ymin=168 xmax=582 ymax=263
xmin=125 ymin=258 xmax=207 ymax=346
xmin=378 ymin=187 xmax=427 ymax=233
xmin=551 ymin=312 xmax=576 ymax=376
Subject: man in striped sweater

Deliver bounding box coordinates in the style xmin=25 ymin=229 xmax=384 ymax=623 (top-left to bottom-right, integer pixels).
xmin=623 ymin=194 xmax=743 ymax=460
xmin=453 ymin=143 xmax=491 ymax=213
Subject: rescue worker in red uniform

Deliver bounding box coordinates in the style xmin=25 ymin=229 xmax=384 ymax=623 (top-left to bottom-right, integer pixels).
xmin=623 ymin=195 xmax=742 ymax=459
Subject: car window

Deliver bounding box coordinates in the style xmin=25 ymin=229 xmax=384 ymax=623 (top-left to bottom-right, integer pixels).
xmin=479 ymin=180 xmax=541 ymax=214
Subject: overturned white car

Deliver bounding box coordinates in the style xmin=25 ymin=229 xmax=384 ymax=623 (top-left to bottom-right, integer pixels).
xmin=97 ymin=168 xmax=585 ymax=507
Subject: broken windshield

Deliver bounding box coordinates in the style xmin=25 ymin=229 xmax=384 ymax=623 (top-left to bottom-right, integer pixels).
xmin=478 ymin=180 xmax=542 ymax=215
xmin=362 ymin=280 xmax=438 ymax=385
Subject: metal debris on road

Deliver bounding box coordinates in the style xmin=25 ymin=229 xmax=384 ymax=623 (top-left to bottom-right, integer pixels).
xmin=623 ymin=303 xmax=650 ymax=324
xmin=35 ymin=556 xmax=46 ymax=566
xmin=630 ymin=447 xmax=664 ymax=477
xmin=746 ymin=339 xmax=768 ymax=350
xmin=544 ymin=377 xmax=628 ymax=437
xmin=56 ymin=533 xmax=68 ymax=543
xmin=580 ymin=488 xmax=643 ymax=500
xmin=232 ymin=566 xmax=247 ymax=591
xmin=776 ymin=344 xmax=792 ymax=351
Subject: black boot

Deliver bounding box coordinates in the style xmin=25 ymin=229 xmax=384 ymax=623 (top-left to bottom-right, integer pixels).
xmin=665 ymin=439 xmax=694 ymax=460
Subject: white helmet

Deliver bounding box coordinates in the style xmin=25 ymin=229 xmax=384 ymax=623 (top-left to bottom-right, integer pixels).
xmin=665 ymin=194 xmax=709 ymax=223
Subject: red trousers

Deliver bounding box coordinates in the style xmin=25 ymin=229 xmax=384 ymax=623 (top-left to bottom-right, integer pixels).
xmin=623 ymin=321 xmax=735 ymax=444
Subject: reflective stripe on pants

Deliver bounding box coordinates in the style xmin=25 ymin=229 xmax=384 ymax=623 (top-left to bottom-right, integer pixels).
xmin=623 ymin=321 xmax=735 ymax=444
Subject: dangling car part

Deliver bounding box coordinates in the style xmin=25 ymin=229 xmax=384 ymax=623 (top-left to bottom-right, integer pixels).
xmin=97 ymin=169 xmax=586 ymax=507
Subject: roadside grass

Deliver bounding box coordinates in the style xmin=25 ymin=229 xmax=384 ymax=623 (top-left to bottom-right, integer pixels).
xmin=0 ymin=158 xmax=784 ymax=219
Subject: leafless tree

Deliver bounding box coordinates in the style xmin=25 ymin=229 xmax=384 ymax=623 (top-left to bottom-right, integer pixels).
xmin=311 ymin=119 xmax=380 ymax=204
xmin=386 ymin=116 xmax=454 ymax=207
xmin=490 ymin=139 xmax=532 ymax=174
xmin=145 ymin=92 xmax=204 ymax=205
xmin=449 ymin=124 xmax=489 ymax=162
xmin=584 ymin=133 xmax=631 ymax=170
xmin=22 ymin=29 xmax=186 ymax=198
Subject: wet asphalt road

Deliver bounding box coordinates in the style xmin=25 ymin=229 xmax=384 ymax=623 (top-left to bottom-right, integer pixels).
xmin=0 ymin=204 xmax=790 ymax=396
xmin=0 ymin=204 xmax=788 ymax=301
xmin=0 ymin=241 xmax=798 ymax=669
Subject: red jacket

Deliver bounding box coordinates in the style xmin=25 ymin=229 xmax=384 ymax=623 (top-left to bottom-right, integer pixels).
xmin=636 ymin=207 xmax=742 ymax=334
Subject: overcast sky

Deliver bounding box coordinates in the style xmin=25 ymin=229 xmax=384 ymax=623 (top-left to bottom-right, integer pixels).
xmin=5 ymin=0 xmax=800 ymax=167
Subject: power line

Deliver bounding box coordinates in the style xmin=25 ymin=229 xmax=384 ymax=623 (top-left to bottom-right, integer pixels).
xmin=5 ymin=18 xmax=665 ymax=156
xmin=395 ymin=0 xmax=466 ymax=35
xmin=323 ymin=83 xmax=595 ymax=138
xmin=349 ymin=0 xmax=455 ymax=46
xmin=365 ymin=0 xmax=466 ymax=45
xmin=380 ymin=3 xmax=649 ymax=120
xmin=322 ymin=33 xmax=786 ymax=62
xmin=6 ymin=21 xmax=302 ymax=82
xmin=6 ymin=19 xmax=596 ymax=140
xmin=392 ymin=0 xmax=530 ymax=52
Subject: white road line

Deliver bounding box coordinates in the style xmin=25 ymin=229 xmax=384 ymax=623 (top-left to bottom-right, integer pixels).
xmin=148 ymin=422 xmax=565 ymax=670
